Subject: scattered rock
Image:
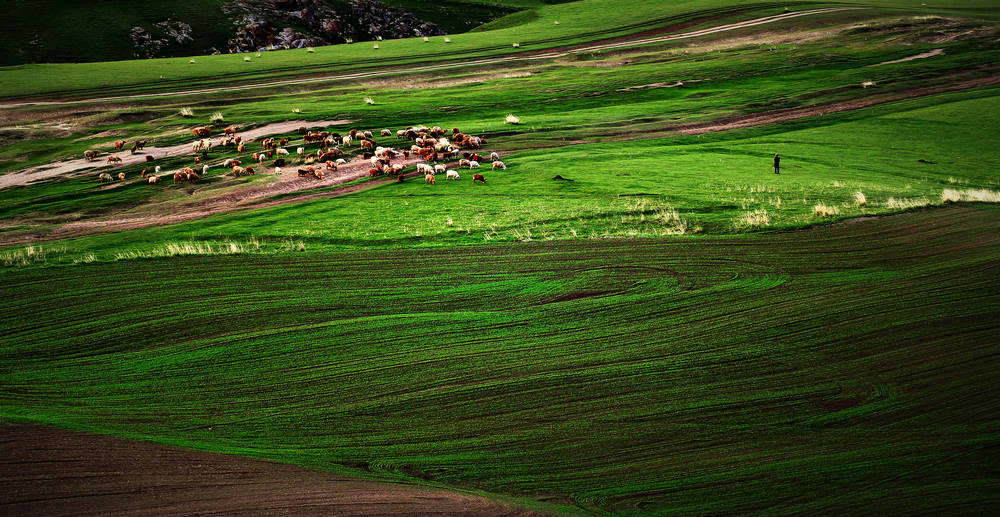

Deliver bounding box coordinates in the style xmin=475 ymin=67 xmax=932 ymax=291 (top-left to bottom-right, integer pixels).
xmin=553 ymin=175 xmax=573 ymax=181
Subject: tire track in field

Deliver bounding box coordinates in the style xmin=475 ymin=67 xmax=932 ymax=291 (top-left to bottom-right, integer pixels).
xmin=0 ymin=8 xmax=863 ymax=108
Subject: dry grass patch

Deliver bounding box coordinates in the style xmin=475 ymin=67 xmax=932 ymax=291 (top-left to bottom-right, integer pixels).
xmin=885 ymin=197 xmax=931 ymax=210
xmin=942 ymin=188 xmax=1000 ymax=203
xmin=734 ymin=209 xmax=771 ymax=230
xmin=813 ymin=203 xmax=841 ymax=217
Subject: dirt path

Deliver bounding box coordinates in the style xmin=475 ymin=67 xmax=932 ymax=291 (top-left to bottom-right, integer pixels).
xmin=675 ymin=74 xmax=1000 ymax=135
xmin=0 ymin=425 xmax=539 ymax=517
xmin=868 ymin=48 xmax=944 ymax=67
xmin=0 ymin=119 xmax=351 ymax=189
xmin=0 ymin=8 xmax=863 ymax=109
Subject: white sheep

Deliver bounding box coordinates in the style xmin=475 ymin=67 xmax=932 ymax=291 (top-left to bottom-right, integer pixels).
xmin=203 ymin=164 xmax=210 ymax=174
xmin=490 ymin=152 xmax=500 ymax=161
xmin=446 ymin=170 xmax=460 ymax=180
xmin=371 ymin=156 xmax=381 ymax=166
xmin=275 ymin=167 xmax=283 ymax=174
xmin=342 ymin=135 xmax=353 ymax=147
xmin=417 ymin=163 xmax=433 ymax=174
xmin=364 ymin=131 xmax=373 ymax=139
xmin=492 ymin=161 xmax=506 ymax=170
xmin=459 ymin=159 xmax=471 ymax=168
xmin=381 ymin=129 xmax=392 ymax=137
xmin=335 ymin=158 xmax=347 ymax=165
xmin=276 ymin=148 xmax=290 ymax=156
xmin=434 ymin=164 xmax=446 ymax=174
xmin=470 ymin=160 xmax=480 ymax=169
xmin=296 ymin=147 xmax=305 ymax=156
xmin=155 ymin=165 xmax=162 ymax=173
xmin=147 ymin=175 xmax=159 ymax=184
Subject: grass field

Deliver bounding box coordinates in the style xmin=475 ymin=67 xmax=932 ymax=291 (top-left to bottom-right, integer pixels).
xmin=1 ymin=1 xmax=999 ymax=515
xmin=2 ymin=205 xmax=998 ymax=515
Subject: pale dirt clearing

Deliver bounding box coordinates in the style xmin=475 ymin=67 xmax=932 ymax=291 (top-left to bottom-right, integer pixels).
xmin=0 ymin=119 xmax=351 ymax=189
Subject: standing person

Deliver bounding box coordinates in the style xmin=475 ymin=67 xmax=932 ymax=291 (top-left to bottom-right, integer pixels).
xmin=773 ymin=153 xmax=781 ymax=174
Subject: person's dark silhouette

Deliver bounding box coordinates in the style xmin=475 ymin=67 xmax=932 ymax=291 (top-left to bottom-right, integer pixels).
xmin=773 ymin=154 xmax=780 ymax=174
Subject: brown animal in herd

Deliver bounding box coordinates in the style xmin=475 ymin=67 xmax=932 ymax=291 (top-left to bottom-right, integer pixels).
xmin=279 ymin=138 xmax=290 ymax=147
xmin=192 ymin=127 xmax=211 ymax=138
xmin=117 ymin=172 xmax=126 ymax=181
xmin=473 ymin=174 xmax=486 ymax=184
xmin=425 ymin=173 xmax=436 ymax=184
xmin=84 ymin=150 xmax=99 ymax=161
xmin=113 ymin=140 xmax=127 ymax=151
xmin=224 ymin=126 xmax=238 ymax=136
xmin=106 ymin=156 xmax=122 ymax=165
xmin=145 ymin=155 xmax=156 ymax=162
xmin=325 ymin=161 xmax=337 ymax=171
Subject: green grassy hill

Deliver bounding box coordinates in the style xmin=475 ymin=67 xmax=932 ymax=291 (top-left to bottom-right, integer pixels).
xmin=1 ymin=1 xmax=999 ymax=515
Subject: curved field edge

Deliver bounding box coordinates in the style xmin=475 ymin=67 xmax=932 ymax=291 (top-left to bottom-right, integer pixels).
xmin=2 ymin=205 xmax=998 ymax=515
xmin=0 ymin=424 xmax=547 ymax=517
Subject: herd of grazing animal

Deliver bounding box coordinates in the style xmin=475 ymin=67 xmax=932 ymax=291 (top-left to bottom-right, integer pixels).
xmin=91 ymin=123 xmax=505 ymax=189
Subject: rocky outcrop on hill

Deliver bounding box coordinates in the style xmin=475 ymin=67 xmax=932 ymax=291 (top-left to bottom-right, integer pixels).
xmin=129 ymin=20 xmax=195 ymax=59
xmin=223 ymin=0 xmax=445 ymax=53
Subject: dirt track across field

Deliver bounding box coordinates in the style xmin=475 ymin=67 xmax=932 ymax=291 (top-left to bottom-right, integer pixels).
xmin=0 ymin=119 xmax=351 ymax=190
xmin=0 ymin=8 xmax=863 ymax=109
xmin=0 ymin=425 xmax=539 ymax=517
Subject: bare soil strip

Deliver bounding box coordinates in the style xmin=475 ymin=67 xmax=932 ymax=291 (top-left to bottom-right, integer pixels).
xmin=0 ymin=425 xmax=539 ymax=517
xmin=868 ymin=48 xmax=944 ymax=67
xmin=0 ymin=8 xmax=863 ymax=108
xmin=0 ymin=119 xmax=351 ymax=189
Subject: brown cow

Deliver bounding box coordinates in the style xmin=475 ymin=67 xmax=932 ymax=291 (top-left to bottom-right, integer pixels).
xmin=473 ymin=174 xmax=486 ymax=184
xmin=425 ymin=173 xmax=436 ymax=184
xmin=84 ymin=150 xmax=99 ymax=161
xmin=223 ymin=126 xmax=238 ymax=136
xmin=113 ymin=140 xmax=127 ymax=151
xmin=107 ymin=156 xmax=122 ymax=165
xmin=192 ymin=127 xmax=211 ymax=138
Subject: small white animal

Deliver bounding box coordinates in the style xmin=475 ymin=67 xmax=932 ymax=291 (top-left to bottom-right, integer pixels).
xmin=434 ymin=164 xmax=446 ymax=174
xmin=275 ymin=167 xmax=283 ymax=174
xmin=446 ymin=170 xmax=460 ymax=180
xmin=297 ymin=147 xmax=305 ymax=155
xmin=155 ymin=165 xmax=161 ymax=173
xmin=492 ymin=161 xmax=506 ymax=170
xmin=276 ymin=148 xmax=290 ymax=156
xmin=469 ymin=160 xmax=480 ymax=169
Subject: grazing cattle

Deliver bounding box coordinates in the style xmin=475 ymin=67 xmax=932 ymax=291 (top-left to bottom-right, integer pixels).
xmin=187 ymin=172 xmax=200 ymax=182
xmin=342 ymin=135 xmax=353 ymax=147
xmin=129 ymin=143 xmax=140 ymax=154
xmin=361 ymin=139 xmax=375 ymax=151
xmin=245 ymin=166 xmax=255 ymax=175
xmin=223 ymin=158 xmax=241 ymax=167
xmin=470 ymin=160 xmax=480 ymax=169
xmin=113 ymin=140 xmax=127 ymax=151
xmin=492 ymin=161 xmax=506 ymax=170
xmin=98 ymin=173 xmax=112 ymax=182
xmin=434 ymin=164 xmax=446 ymax=174
xmin=192 ymin=127 xmax=211 ymax=138
xmin=117 ymin=172 xmax=126 ymax=180
xmin=232 ymin=166 xmax=246 ymax=176
xmin=279 ymin=138 xmax=290 ymax=147
xmin=276 ymin=148 xmax=290 ymax=156
xmin=473 ymin=174 xmax=486 ymax=184
xmin=84 ymin=150 xmax=99 ymax=161
xmin=425 ymin=173 xmax=436 ymax=184
xmin=381 ymin=129 xmax=392 ymax=137
xmin=490 ymin=152 xmax=500 ymax=162
xmin=325 ymin=161 xmax=337 ymax=171
xmin=297 ymin=167 xmax=316 ymax=176
xmin=318 ymin=149 xmax=341 ymax=162
xmin=174 ymin=172 xmax=187 ymax=183
xmin=147 ymin=175 xmax=159 ymax=184
xmin=446 ymin=170 xmax=460 ymax=180
xmin=224 ymin=126 xmax=238 ymax=136
xmin=417 ymin=163 xmax=433 ymax=174
xmin=134 ymin=141 xmax=146 ymax=151
xmin=273 ymin=158 xmax=286 ymax=167
xmin=145 ymin=155 xmax=155 ymax=162
xmin=107 ymin=156 xmax=122 ymax=165
xmin=459 ymin=159 xmax=471 ymax=168
xmin=314 ymin=169 xmax=324 ymax=179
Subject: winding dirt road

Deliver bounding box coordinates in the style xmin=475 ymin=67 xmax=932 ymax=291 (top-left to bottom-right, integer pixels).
xmin=0 ymin=8 xmax=863 ymax=108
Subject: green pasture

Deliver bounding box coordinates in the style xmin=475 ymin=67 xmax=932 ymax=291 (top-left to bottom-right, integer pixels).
xmin=2 ymin=205 xmax=998 ymax=515
xmin=4 ymin=87 xmax=998 ymax=265
xmin=4 ymin=0 xmax=1000 ymax=99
